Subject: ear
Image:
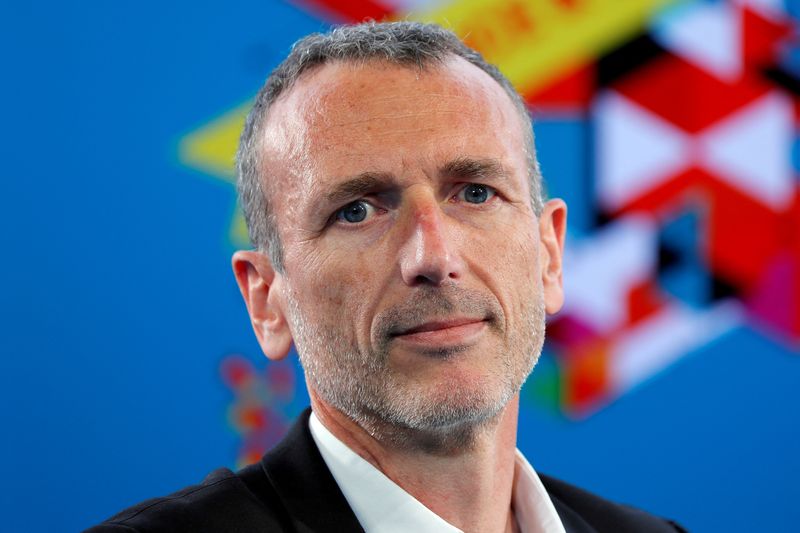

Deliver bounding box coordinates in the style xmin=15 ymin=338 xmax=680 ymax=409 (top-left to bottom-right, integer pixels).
xmin=231 ymin=250 xmax=293 ymax=361
xmin=538 ymin=199 xmax=567 ymax=315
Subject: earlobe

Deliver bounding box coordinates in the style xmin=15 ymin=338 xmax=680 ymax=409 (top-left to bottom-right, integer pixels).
xmin=231 ymin=251 xmax=294 ymax=361
xmin=538 ymin=199 xmax=567 ymax=315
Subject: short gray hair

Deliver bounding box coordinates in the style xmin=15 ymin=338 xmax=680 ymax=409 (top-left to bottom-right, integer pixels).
xmin=236 ymin=21 xmax=544 ymax=273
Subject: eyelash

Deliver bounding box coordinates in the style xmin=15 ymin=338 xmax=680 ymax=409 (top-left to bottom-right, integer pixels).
xmin=332 ymin=183 xmax=498 ymax=226
xmin=334 ymin=201 xmax=382 ymax=224
xmin=453 ymin=183 xmax=497 ymax=204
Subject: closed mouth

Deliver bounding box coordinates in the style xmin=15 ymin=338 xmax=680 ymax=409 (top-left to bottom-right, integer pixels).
xmin=395 ymin=317 xmax=487 ymax=336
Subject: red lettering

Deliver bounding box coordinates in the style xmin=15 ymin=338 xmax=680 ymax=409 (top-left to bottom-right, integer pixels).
xmin=461 ymin=0 xmax=538 ymax=58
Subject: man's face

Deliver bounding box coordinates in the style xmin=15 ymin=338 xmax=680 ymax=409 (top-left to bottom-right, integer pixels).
xmin=260 ymin=57 xmax=563 ymax=434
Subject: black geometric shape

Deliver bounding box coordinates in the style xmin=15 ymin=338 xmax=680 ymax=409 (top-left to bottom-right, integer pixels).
xmin=593 ymin=208 xmax=616 ymax=230
xmin=711 ymin=274 xmax=740 ymax=301
xmin=763 ymin=66 xmax=800 ymax=96
xmin=597 ymin=33 xmax=667 ymax=88
xmin=658 ymin=243 xmax=682 ymax=271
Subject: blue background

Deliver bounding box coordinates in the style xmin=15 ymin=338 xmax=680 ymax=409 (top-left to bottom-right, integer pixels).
xmin=2 ymin=1 xmax=798 ymax=532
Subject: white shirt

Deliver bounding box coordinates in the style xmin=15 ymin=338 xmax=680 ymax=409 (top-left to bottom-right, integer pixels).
xmin=309 ymin=412 xmax=566 ymax=533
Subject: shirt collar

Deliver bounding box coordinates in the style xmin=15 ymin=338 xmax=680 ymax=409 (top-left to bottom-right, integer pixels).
xmin=309 ymin=412 xmax=566 ymax=533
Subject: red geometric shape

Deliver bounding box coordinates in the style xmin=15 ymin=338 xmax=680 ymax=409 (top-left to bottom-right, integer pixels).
xmin=793 ymin=97 xmax=800 ymax=125
xmin=291 ymin=0 xmax=393 ymax=23
xmin=546 ymin=313 xmax=601 ymax=350
xmin=792 ymin=189 xmax=800 ymax=339
xmin=626 ymin=280 xmax=666 ymax=326
xmin=703 ymin=170 xmax=786 ymax=291
xmin=613 ymin=165 xmax=704 ymax=217
xmin=745 ymin=251 xmax=800 ymax=341
xmin=562 ymin=339 xmax=611 ymax=416
xmin=615 ymin=166 xmax=785 ymax=292
xmin=742 ymin=6 xmax=794 ymax=69
xmin=524 ymin=62 xmax=596 ymax=111
xmin=614 ymin=54 xmax=771 ymax=133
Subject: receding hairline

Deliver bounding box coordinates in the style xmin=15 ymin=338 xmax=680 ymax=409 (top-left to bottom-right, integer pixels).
xmin=256 ymin=54 xmax=531 ymax=188
xmin=235 ymin=21 xmax=545 ymax=272
xmin=273 ymin=51 xmax=506 ymax=98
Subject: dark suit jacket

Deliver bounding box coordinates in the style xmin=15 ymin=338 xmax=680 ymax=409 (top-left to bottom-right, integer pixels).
xmin=86 ymin=409 xmax=687 ymax=532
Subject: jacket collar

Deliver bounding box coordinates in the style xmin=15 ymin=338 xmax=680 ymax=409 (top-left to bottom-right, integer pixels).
xmin=259 ymin=408 xmax=599 ymax=533
xmin=260 ymin=408 xmax=365 ymax=533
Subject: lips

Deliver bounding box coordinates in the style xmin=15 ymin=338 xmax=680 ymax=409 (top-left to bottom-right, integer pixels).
xmin=373 ymin=288 xmax=500 ymax=352
xmin=395 ymin=317 xmax=487 ymax=336
xmin=390 ymin=316 xmax=489 ymax=349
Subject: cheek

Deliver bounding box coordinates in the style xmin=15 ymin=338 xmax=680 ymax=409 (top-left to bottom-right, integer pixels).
xmin=288 ymin=244 xmax=376 ymax=322
xmin=513 ymin=229 xmax=541 ymax=290
xmin=480 ymin=225 xmax=541 ymax=314
xmin=479 ymin=219 xmax=538 ymax=272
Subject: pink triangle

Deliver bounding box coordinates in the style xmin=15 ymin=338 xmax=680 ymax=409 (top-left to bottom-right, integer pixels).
xmin=745 ymin=252 xmax=799 ymax=340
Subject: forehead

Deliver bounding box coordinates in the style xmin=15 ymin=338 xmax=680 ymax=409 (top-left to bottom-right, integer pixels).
xmin=271 ymin=56 xmax=524 ymax=149
xmin=259 ymin=56 xmax=528 ymax=219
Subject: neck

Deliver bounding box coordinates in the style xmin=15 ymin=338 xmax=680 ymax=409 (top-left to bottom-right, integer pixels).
xmin=310 ymin=390 xmax=520 ymax=533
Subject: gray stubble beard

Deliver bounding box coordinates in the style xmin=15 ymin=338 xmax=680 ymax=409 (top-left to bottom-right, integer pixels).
xmin=285 ymin=284 xmax=546 ymax=455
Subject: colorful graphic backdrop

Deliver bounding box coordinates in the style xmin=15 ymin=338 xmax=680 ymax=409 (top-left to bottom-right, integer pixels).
xmin=2 ymin=1 xmax=799 ymax=532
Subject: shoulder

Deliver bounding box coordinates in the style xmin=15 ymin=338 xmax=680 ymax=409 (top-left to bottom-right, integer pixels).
xmin=84 ymin=408 xmax=362 ymax=533
xmin=540 ymin=474 xmax=688 ymax=533
xmin=84 ymin=464 xmax=291 ymax=533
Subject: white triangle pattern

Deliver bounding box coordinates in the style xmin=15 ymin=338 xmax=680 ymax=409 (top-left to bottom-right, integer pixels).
xmin=562 ymin=215 xmax=659 ymax=333
xmin=699 ymin=90 xmax=795 ymax=210
xmin=610 ymin=300 xmax=742 ymax=392
xmin=595 ymin=91 xmax=692 ymax=211
xmin=595 ymin=89 xmax=795 ymax=212
xmin=654 ymin=2 xmax=743 ymax=82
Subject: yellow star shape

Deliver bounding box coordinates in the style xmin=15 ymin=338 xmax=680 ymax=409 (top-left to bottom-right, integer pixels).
xmin=177 ymin=0 xmax=673 ymax=248
xmin=178 ymin=101 xmax=252 ymax=247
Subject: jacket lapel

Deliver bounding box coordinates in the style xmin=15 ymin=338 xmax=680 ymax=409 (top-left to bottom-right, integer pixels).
xmin=260 ymin=408 xmax=365 ymax=533
xmin=259 ymin=409 xmax=604 ymax=533
xmin=547 ymin=493 xmax=599 ymax=533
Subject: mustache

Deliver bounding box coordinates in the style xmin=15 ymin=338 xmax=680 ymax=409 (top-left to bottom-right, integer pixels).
xmin=373 ymin=286 xmax=503 ymax=343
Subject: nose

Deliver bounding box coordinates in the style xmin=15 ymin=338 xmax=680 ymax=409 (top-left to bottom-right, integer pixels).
xmin=398 ymin=193 xmax=466 ymax=287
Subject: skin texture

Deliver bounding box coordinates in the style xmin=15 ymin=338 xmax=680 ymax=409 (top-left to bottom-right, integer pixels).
xmin=232 ymin=56 xmax=567 ymax=533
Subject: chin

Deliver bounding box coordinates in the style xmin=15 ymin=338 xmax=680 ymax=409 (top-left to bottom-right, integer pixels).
xmin=381 ymin=371 xmax=515 ymax=430
xmin=372 ymin=385 xmax=512 ymax=455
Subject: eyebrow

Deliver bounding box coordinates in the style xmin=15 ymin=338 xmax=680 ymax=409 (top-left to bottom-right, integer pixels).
xmin=318 ymin=157 xmax=511 ymax=211
xmin=440 ymin=157 xmax=511 ymax=183
xmin=323 ymin=172 xmax=396 ymax=207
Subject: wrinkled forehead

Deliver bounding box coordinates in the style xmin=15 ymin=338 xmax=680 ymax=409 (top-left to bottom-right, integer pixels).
xmin=257 ymin=56 xmax=527 ymax=222
xmin=275 ymin=57 xmax=520 ymax=134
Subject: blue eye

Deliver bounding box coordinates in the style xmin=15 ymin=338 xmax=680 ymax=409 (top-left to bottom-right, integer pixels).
xmin=458 ymin=184 xmax=495 ymax=204
xmin=335 ymin=200 xmax=374 ymax=223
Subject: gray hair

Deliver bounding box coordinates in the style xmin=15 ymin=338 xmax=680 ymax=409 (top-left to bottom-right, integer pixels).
xmin=236 ymin=21 xmax=544 ymax=273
